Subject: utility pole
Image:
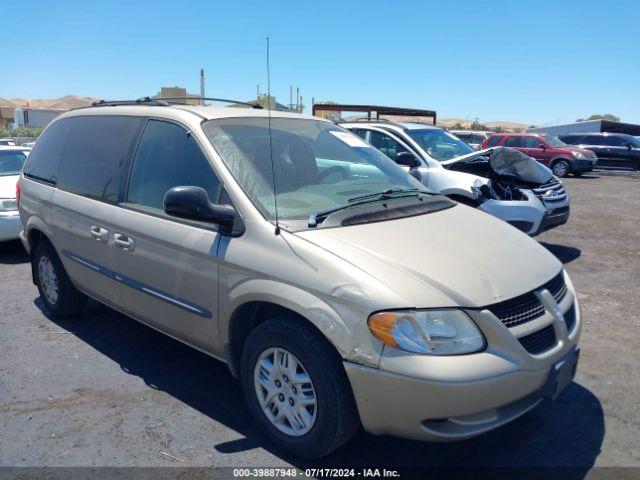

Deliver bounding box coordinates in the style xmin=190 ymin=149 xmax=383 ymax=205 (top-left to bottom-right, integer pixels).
xmin=200 ymin=69 xmax=205 ymax=105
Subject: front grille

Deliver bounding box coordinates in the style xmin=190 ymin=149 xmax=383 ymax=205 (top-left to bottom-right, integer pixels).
xmin=487 ymin=291 xmax=545 ymax=328
xmin=518 ymin=324 xmax=557 ymax=354
xmin=564 ymin=304 xmax=576 ymax=332
xmin=487 ymin=271 xmax=566 ymax=328
xmin=533 ymin=178 xmax=567 ymax=204
xmin=542 ymin=271 xmax=568 ymax=304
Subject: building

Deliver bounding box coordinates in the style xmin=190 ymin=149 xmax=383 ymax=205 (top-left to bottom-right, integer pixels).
xmin=153 ymin=87 xmax=201 ymax=105
xmin=0 ymin=106 xmax=15 ymax=129
xmin=528 ymin=120 xmax=640 ymax=136
xmin=13 ymin=107 xmax=65 ymax=129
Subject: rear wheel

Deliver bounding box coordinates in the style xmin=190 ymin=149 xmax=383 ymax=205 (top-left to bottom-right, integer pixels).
xmin=240 ymin=317 xmax=359 ymax=458
xmin=33 ymin=241 xmax=87 ymax=317
xmin=552 ymin=159 xmax=570 ymax=178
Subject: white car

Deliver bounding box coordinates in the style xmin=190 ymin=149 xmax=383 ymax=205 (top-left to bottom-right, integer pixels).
xmin=0 ymin=146 xmax=29 ymax=241
xmin=450 ymin=130 xmax=493 ymax=150
xmin=342 ymin=121 xmax=570 ymax=236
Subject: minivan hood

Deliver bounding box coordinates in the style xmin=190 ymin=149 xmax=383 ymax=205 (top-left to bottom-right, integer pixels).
xmin=0 ymin=174 xmax=18 ymax=199
xmin=296 ymin=204 xmax=561 ymax=308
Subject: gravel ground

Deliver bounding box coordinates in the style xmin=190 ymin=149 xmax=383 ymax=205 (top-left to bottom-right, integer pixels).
xmin=0 ymin=174 xmax=638 ymax=470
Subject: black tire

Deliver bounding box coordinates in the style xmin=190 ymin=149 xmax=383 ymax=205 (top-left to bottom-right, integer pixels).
xmin=551 ymin=159 xmax=570 ymax=178
xmin=33 ymin=240 xmax=87 ymax=318
xmin=240 ymin=317 xmax=359 ymax=458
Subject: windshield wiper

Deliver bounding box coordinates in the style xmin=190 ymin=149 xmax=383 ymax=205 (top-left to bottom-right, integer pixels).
xmin=347 ymin=188 xmax=423 ymax=203
xmin=308 ymin=189 xmax=425 ymax=228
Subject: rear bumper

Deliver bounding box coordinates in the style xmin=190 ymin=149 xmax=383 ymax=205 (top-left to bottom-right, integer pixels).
xmin=0 ymin=211 xmax=22 ymax=242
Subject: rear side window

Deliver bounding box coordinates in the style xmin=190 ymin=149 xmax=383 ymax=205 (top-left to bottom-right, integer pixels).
xmin=583 ymin=135 xmax=607 ymax=145
xmin=57 ymin=116 xmax=143 ymax=203
xmin=23 ymin=118 xmax=73 ymax=184
xmin=504 ymin=136 xmax=523 ymax=147
xmin=601 ymin=136 xmax=625 ymax=146
xmin=559 ymin=135 xmax=581 ymax=145
xmin=126 ymin=120 xmax=221 ymax=212
xmin=486 ymin=135 xmax=503 ymax=147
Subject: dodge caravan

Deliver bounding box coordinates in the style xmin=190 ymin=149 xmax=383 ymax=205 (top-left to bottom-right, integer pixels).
xmin=18 ymin=99 xmax=581 ymax=458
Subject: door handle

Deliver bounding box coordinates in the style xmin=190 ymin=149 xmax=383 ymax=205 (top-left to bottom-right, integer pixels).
xmin=113 ymin=233 xmax=135 ymax=251
xmin=90 ymin=225 xmax=108 ymax=242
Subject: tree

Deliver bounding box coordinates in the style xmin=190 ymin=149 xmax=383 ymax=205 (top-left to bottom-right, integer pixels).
xmin=576 ymin=114 xmax=620 ymax=122
xmin=9 ymin=126 xmax=43 ymax=137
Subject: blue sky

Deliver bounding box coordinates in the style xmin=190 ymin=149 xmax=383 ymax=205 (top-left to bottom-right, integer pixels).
xmin=2 ymin=0 xmax=639 ymax=125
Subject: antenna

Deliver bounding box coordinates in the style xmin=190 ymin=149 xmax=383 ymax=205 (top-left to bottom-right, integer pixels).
xmin=266 ymin=36 xmax=280 ymax=235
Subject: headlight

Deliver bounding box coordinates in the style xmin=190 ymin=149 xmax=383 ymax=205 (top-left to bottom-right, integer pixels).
xmin=368 ymin=309 xmax=485 ymax=355
xmin=0 ymin=199 xmax=18 ymax=212
xmin=571 ymin=151 xmax=585 ymax=159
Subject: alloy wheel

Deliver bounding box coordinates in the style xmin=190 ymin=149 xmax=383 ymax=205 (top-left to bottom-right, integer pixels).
xmin=38 ymin=255 xmax=59 ymax=305
xmin=253 ymin=347 xmax=317 ymax=436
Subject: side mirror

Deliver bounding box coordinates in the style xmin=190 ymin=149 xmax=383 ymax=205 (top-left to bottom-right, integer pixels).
xmin=626 ymin=143 xmax=633 ymax=149
xmin=395 ymin=151 xmax=421 ymax=168
xmin=538 ymin=144 xmax=547 ymax=149
xmin=164 ymin=186 xmax=236 ymax=227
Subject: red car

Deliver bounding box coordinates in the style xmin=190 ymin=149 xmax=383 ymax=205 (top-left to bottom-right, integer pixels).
xmin=481 ymin=133 xmax=597 ymax=177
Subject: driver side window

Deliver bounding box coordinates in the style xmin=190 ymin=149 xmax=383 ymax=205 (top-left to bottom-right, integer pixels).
xmin=127 ymin=120 xmax=222 ymax=212
xmin=368 ymin=130 xmax=408 ymax=159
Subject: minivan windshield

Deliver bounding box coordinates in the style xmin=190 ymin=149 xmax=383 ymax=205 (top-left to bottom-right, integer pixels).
xmin=406 ymin=129 xmax=475 ymax=161
xmin=203 ymin=117 xmax=425 ymax=223
xmin=0 ymin=150 xmax=27 ymax=176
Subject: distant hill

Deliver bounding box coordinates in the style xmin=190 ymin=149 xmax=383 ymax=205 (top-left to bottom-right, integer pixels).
xmin=438 ymin=118 xmax=531 ymax=130
xmin=343 ymin=115 xmax=531 ymax=131
xmin=0 ymin=95 xmax=99 ymax=110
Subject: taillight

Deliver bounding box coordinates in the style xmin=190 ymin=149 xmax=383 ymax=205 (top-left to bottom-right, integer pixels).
xmin=16 ymin=181 xmax=21 ymax=207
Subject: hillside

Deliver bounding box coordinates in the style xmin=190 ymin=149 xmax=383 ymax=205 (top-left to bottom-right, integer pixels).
xmin=343 ymin=115 xmax=532 ymax=130
xmin=0 ymin=95 xmax=99 ymax=109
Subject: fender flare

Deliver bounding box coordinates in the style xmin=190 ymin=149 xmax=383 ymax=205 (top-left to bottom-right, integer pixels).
xmin=221 ymin=279 xmax=357 ymax=358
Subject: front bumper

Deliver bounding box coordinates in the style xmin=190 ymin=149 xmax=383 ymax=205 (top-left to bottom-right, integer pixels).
xmin=532 ymin=205 xmax=570 ymax=236
xmin=345 ymin=283 xmax=581 ymax=442
xmin=0 ymin=211 xmax=22 ymax=242
xmin=571 ymin=158 xmax=597 ymax=174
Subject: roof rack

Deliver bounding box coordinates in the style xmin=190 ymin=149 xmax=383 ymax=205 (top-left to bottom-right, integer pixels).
xmin=152 ymin=96 xmax=263 ymax=109
xmin=85 ymin=96 xmax=262 ymax=109
xmin=312 ymin=103 xmax=437 ymax=125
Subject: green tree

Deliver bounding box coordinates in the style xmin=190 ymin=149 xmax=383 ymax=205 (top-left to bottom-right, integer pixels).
xmin=576 ymin=114 xmax=620 ymax=122
xmin=10 ymin=126 xmax=43 ymax=137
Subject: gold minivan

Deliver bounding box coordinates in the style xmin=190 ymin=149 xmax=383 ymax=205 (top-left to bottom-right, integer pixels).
xmin=18 ymin=100 xmax=581 ymax=458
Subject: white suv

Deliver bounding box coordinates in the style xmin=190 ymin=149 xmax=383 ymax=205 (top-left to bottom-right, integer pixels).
xmin=342 ymin=120 xmax=570 ymax=236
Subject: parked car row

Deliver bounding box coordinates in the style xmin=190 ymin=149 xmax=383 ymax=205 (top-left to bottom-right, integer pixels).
xmin=15 ymin=99 xmax=581 ymax=458
xmin=451 ymin=130 xmax=640 ymax=174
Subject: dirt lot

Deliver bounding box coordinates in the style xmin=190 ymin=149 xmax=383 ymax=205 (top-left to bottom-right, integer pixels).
xmin=0 ymin=174 xmax=638 ymax=470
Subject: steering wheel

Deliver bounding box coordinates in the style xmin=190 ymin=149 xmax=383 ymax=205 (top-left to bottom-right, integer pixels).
xmin=318 ymin=166 xmax=348 ymax=183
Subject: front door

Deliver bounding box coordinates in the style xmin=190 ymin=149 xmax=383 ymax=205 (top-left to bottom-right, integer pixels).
xmin=111 ymin=119 xmax=225 ymax=355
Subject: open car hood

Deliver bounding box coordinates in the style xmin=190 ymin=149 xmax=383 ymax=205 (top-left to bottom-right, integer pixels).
xmin=440 ymin=147 xmax=553 ymax=185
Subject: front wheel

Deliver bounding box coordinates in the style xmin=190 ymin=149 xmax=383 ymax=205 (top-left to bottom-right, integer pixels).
xmin=240 ymin=317 xmax=359 ymax=458
xmin=552 ymin=160 xmax=570 ymax=178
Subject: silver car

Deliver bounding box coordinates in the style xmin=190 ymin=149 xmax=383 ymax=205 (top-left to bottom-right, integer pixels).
xmin=18 ymin=100 xmax=581 ymax=458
